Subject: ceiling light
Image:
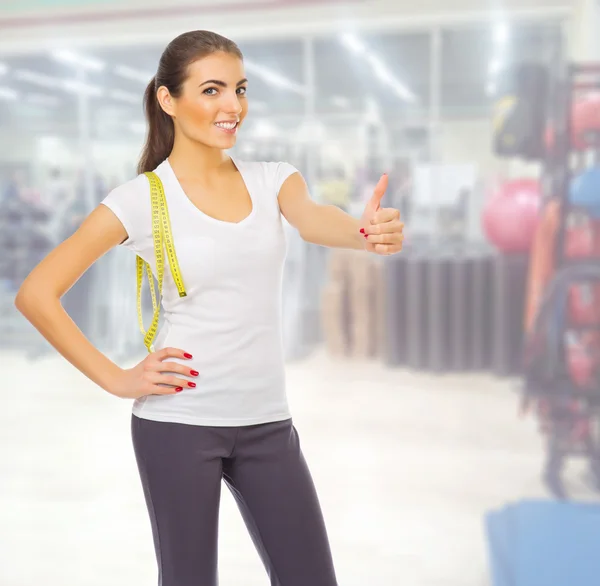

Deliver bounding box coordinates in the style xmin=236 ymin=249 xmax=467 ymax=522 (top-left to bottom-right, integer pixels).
xmin=494 ymin=23 xmax=509 ymax=45
xmin=52 ymin=49 xmax=105 ymax=71
xmin=63 ymin=79 xmax=103 ymax=97
xmin=0 ymin=86 xmax=18 ymax=100
xmin=391 ymin=82 xmax=417 ymax=103
xmin=489 ymin=58 xmax=502 ymax=75
xmin=115 ymin=65 xmax=153 ymax=84
xmin=340 ymin=33 xmax=367 ymax=55
xmin=15 ymin=69 xmax=58 ymax=89
xmin=244 ymin=60 xmax=306 ymax=95
xmin=340 ymin=36 xmax=417 ymax=103
xmin=367 ymin=54 xmax=389 ymax=83
xmin=16 ymin=69 xmax=103 ymax=98
xmin=369 ymin=54 xmax=417 ymax=102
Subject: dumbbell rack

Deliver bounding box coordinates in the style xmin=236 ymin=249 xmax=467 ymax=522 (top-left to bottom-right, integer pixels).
xmin=535 ymin=62 xmax=600 ymax=499
xmin=553 ymin=62 xmax=600 ymax=267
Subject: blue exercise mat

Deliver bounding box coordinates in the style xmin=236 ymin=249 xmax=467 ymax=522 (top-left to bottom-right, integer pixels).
xmin=485 ymin=506 xmax=515 ymax=586
xmin=485 ymin=499 xmax=600 ymax=586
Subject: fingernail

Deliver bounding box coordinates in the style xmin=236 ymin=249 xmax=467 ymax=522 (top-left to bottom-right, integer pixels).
xmin=364 ymin=234 xmax=368 ymax=239
xmin=359 ymin=228 xmax=365 ymax=234
xmin=175 ymin=387 xmax=183 ymax=392
xmin=188 ymin=382 xmax=196 ymax=388
xmin=184 ymin=353 xmax=193 ymax=359
xmin=190 ymin=369 xmax=199 ymax=376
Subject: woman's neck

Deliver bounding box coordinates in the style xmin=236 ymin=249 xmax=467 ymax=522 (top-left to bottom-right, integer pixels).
xmin=168 ymin=136 xmax=232 ymax=182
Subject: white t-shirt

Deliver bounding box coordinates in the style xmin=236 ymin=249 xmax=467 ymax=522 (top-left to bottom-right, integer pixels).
xmin=100 ymin=156 xmax=299 ymax=427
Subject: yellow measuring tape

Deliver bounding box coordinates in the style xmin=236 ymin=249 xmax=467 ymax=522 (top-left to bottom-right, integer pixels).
xmin=136 ymin=171 xmax=187 ymax=353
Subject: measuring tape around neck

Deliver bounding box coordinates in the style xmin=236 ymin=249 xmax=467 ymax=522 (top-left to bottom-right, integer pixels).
xmin=136 ymin=171 xmax=187 ymax=353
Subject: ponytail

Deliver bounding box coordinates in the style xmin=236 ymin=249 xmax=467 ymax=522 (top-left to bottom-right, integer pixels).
xmin=137 ymin=76 xmax=175 ymax=174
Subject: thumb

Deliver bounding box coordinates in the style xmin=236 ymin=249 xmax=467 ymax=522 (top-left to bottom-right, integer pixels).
xmin=366 ymin=173 xmax=388 ymax=212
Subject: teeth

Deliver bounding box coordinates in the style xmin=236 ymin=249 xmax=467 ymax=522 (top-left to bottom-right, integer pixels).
xmin=215 ymin=121 xmax=237 ymax=129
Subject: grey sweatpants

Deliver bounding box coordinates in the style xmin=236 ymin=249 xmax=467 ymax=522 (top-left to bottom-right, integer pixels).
xmin=131 ymin=414 xmax=339 ymax=586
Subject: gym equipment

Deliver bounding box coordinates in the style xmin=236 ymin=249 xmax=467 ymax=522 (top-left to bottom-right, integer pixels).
xmin=491 ymin=254 xmax=530 ymax=377
xmin=380 ymin=245 xmax=499 ymax=373
xmin=573 ymin=96 xmax=600 ymax=148
xmin=546 ymin=95 xmax=600 ymax=152
xmin=469 ymin=253 xmax=494 ymax=371
xmin=405 ymin=252 xmax=430 ymax=370
xmin=519 ymin=62 xmax=600 ymax=500
xmin=426 ymin=254 xmax=453 ymax=372
xmin=493 ymin=63 xmax=550 ymax=161
xmin=569 ymin=167 xmax=600 ymax=218
xmin=449 ymin=253 xmax=474 ymax=371
xmin=565 ymin=222 xmax=594 ymax=258
xmin=545 ymin=124 xmax=587 ymax=152
xmin=382 ymin=254 xmax=408 ymax=367
xmin=568 ymin=283 xmax=600 ymax=325
xmin=524 ymin=263 xmax=600 ymax=393
xmin=482 ymin=179 xmax=542 ymax=253
xmin=523 ymin=261 xmax=600 ymax=498
xmin=567 ymin=338 xmax=600 ymax=388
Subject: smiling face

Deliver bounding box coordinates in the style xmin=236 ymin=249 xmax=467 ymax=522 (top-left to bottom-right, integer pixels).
xmin=157 ymin=51 xmax=248 ymax=150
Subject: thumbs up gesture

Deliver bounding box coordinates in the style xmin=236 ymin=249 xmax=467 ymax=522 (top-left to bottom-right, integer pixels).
xmin=360 ymin=174 xmax=404 ymax=255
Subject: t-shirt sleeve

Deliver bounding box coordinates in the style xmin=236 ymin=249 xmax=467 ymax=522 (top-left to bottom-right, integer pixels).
xmin=272 ymin=161 xmax=300 ymax=196
xmin=99 ymin=175 xmax=150 ymax=251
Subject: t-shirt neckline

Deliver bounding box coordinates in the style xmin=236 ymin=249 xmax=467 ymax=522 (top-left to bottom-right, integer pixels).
xmin=160 ymin=155 xmax=256 ymax=227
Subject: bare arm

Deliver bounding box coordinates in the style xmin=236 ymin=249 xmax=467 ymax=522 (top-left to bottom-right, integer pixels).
xmin=14 ymin=204 xmax=128 ymax=395
xmin=278 ymin=171 xmax=404 ymax=256
xmin=277 ymin=172 xmax=365 ymax=250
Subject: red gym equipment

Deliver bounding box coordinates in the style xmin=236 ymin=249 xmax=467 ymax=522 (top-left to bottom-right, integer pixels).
xmin=523 ymin=63 xmax=600 ymax=499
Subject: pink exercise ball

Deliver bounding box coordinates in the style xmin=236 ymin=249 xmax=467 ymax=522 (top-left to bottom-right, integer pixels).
xmin=482 ymin=179 xmax=541 ymax=253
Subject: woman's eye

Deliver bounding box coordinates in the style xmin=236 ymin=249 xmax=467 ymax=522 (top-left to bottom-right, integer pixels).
xmin=237 ymin=87 xmax=247 ymax=95
xmin=203 ymin=87 xmax=218 ymax=96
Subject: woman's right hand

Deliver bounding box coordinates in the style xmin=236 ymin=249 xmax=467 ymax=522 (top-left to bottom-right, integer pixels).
xmin=108 ymin=347 xmax=198 ymax=400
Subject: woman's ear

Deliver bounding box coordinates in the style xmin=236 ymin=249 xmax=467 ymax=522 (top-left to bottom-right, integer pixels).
xmin=157 ymin=86 xmax=176 ymax=117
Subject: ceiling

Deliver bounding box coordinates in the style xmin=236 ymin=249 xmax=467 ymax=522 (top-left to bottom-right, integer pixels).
xmin=0 ymin=19 xmax=563 ymax=142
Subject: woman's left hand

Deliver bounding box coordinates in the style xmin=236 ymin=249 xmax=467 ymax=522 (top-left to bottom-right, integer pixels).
xmin=360 ymin=174 xmax=404 ymax=256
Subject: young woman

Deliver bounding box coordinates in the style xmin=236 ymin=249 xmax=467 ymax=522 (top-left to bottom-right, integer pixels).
xmin=15 ymin=30 xmax=404 ymax=586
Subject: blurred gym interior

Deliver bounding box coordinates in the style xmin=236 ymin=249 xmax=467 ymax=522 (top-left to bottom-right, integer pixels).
xmin=2 ymin=1 xmax=600 ymax=585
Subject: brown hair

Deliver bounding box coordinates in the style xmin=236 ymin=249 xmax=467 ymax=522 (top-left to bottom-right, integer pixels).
xmin=137 ymin=30 xmax=244 ymax=174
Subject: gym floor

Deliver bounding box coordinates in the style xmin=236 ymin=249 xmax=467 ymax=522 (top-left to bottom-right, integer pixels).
xmin=0 ymin=348 xmax=577 ymax=586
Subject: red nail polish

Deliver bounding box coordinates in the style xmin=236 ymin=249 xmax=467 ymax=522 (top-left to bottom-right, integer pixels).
xmin=184 ymin=353 xmax=193 ymax=359
xmin=359 ymin=228 xmax=365 ymax=234
xmin=364 ymin=234 xmax=368 ymax=238
xmin=190 ymin=370 xmax=199 ymax=376
xmin=175 ymin=387 xmax=183 ymax=392
xmin=188 ymin=382 xmax=196 ymax=388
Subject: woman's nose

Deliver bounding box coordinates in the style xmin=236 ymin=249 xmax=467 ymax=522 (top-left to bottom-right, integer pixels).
xmin=223 ymin=93 xmax=243 ymax=114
